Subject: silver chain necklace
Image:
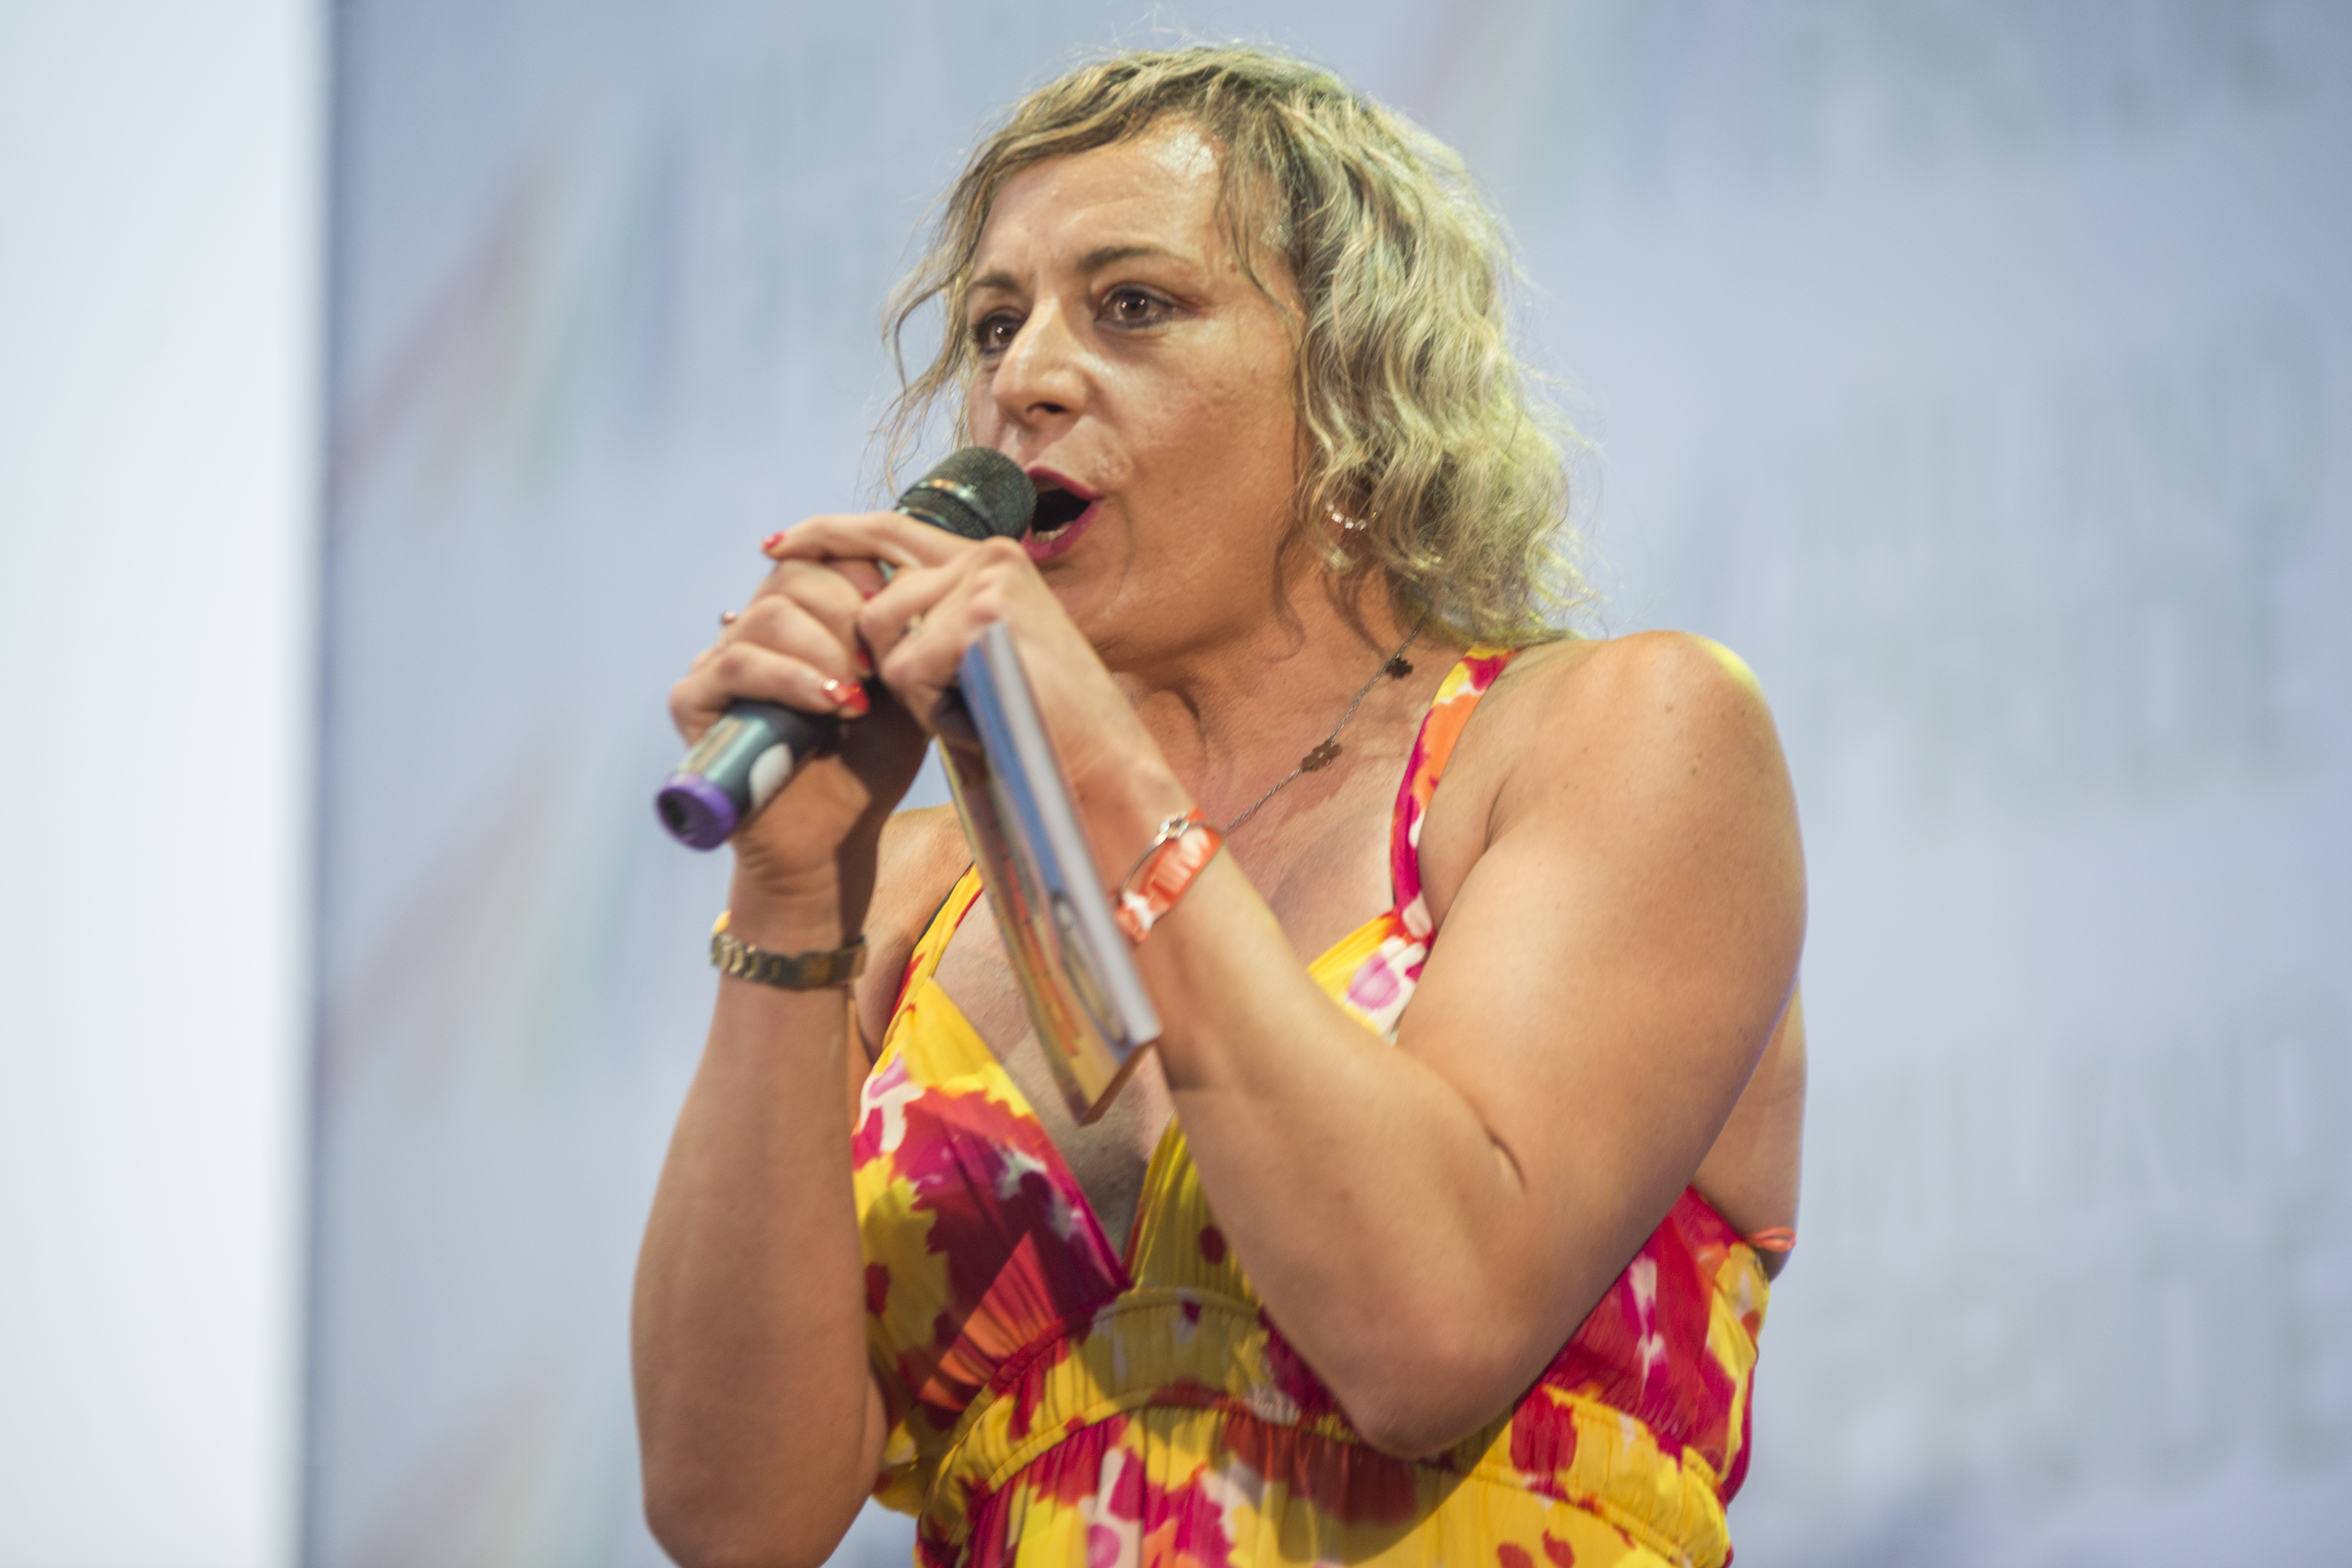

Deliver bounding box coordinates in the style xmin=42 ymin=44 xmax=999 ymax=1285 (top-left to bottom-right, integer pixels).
xmin=1221 ymin=613 xmax=1431 ymax=836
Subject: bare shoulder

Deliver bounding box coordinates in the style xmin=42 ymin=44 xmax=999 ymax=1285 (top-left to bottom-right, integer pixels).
xmin=1491 ymin=626 xmax=1770 ymax=727
xmin=851 ymin=804 xmax=971 ymax=1059
xmin=1420 ymin=631 xmax=1797 ymax=924
xmin=1492 ymin=629 xmax=1783 ymax=789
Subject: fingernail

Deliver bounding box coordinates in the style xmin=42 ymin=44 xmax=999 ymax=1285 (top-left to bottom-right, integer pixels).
xmin=760 ymin=530 xmax=787 ymax=557
xmin=838 ymin=681 xmax=871 ymax=718
xmin=853 ymin=645 xmax=874 ymax=677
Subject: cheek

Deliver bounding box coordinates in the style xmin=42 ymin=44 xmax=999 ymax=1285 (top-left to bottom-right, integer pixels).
xmin=962 ymin=382 xmax=1002 ymax=443
xmin=1157 ymin=346 xmax=1290 ymax=457
xmin=1196 ymin=377 xmax=1296 ymax=485
xmin=1215 ymin=332 xmax=1299 ymax=457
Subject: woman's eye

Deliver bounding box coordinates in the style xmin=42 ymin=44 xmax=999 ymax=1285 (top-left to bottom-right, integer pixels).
xmin=971 ymin=314 xmax=1021 ymax=356
xmin=1103 ymin=287 xmax=1169 ymax=328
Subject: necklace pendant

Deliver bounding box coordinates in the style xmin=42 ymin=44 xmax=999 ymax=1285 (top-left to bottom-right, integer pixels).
xmin=1300 ymin=739 xmax=1342 ymax=772
xmin=1385 ymin=654 xmax=1413 ymax=678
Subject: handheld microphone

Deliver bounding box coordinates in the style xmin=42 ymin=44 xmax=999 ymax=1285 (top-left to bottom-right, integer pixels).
xmin=655 ymin=447 xmax=1036 ymax=849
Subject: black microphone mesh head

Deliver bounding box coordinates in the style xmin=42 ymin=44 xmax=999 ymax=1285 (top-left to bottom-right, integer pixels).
xmin=895 ymin=447 xmax=1035 ymax=540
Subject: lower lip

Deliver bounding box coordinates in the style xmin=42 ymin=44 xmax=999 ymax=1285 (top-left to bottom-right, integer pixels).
xmin=1023 ymin=500 xmax=1099 ymax=563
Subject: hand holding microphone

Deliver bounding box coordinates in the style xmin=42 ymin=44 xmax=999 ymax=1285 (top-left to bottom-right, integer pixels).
xmin=658 ymin=448 xmax=1035 ymax=849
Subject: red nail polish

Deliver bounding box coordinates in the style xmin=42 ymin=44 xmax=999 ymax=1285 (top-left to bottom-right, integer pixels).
xmin=760 ymin=530 xmax=787 ymax=556
xmin=839 ymin=682 xmax=871 ymax=718
xmin=853 ymin=646 xmax=874 ymax=677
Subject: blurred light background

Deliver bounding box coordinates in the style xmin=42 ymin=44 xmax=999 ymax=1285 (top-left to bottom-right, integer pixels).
xmin=2 ymin=2 xmax=2346 ymax=1566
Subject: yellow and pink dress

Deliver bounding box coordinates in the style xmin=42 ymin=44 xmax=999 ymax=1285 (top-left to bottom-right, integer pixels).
xmin=852 ymin=649 xmax=1775 ymax=1568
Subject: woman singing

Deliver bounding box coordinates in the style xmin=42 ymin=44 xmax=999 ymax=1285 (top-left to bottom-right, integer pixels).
xmin=634 ymin=44 xmax=1806 ymax=1568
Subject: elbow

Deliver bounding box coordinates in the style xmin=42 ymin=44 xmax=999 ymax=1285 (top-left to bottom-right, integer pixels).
xmin=642 ymin=1470 xmax=852 ymax=1568
xmin=643 ymin=1511 xmax=831 ymax=1568
xmin=1326 ymin=1321 xmax=1532 ymax=1461
xmin=1347 ymin=1404 xmax=1490 ymax=1463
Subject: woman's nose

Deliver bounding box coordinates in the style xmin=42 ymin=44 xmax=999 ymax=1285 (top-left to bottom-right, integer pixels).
xmin=989 ymin=300 xmax=1086 ymax=427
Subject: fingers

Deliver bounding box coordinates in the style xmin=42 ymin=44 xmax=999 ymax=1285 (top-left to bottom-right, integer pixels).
xmin=670 ymin=562 xmax=876 ymax=744
xmin=668 ymin=643 xmax=864 ymax=737
xmin=684 ymin=514 xmax=1038 ymax=746
xmin=763 ymin=552 xmax=890 ymax=606
xmin=855 ymin=537 xmax=1038 ymax=726
xmin=844 ymin=536 xmax=1151 ymax=806
xmin=743 ymin=559 xmax=873 ymax=677
xmin=764 ymin=511 xmax=990 ymax=574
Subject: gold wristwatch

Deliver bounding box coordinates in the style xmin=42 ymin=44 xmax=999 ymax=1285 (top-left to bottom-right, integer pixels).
xmin=709 ymin=911 xmax=867 ymax=990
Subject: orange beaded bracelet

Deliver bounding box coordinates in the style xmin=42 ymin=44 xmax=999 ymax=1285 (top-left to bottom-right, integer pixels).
xmin=1113 ymin=808 xmax=1223 ymax=943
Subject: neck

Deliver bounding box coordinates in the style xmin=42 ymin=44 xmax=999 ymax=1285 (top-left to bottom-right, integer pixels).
xmin=1108 ymin=570 xmax=1456 ymax=832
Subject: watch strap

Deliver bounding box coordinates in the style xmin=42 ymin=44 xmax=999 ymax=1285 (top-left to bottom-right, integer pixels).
xmin=710 ymin=912 xmax=867 ymax=990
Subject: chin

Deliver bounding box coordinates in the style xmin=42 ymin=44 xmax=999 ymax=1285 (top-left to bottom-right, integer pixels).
xmin=1053 ymin=579 xmax=1146 ymax=665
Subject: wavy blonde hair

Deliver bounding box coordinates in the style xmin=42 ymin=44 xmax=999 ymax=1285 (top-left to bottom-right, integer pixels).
xmin=880 ymin=44 xmax=1585 ymax=642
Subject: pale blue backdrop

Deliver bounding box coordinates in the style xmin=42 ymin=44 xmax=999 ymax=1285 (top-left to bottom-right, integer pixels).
xmin=311 ymin=3 xmax=2352 ymax=1564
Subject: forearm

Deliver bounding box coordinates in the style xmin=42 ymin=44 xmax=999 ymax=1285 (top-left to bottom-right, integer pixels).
xmin=632 ymin=882 xmax=883 ymax=1567
xmin=1135 ymin=858 xmax=1594 ymax=1454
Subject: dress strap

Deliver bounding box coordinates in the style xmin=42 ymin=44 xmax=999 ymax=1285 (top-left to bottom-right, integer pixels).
xmin=892 ymin=864 xmax=984 ymax=1017
xmin=895 ymin=644 xmax=1523 ymax=1026
xmin=1389 ymin=646 xmax=1522 ymax=920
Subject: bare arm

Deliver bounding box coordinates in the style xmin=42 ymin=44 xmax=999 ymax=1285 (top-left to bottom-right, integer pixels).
xmin=631 ymin=547 xmax=955 ymax=1568
xmin=1693 ymin=987 xmax=1807 ymax=1282
xmin=1132 ymin=634 xmax=1806 ymax=1452
xmin=633 ymin=883 xmax=890 ymax=1568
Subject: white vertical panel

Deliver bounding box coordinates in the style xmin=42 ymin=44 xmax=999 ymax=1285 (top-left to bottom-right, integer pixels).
xmin=0 ymin=1 xmax=319 ymax=1565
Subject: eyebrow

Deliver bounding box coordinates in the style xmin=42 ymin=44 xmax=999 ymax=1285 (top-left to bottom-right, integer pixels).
xmin=1077 ymin=242 xmax=1188 ymax=273
xmin=965 ymin=243 xmax=1196 ymax=305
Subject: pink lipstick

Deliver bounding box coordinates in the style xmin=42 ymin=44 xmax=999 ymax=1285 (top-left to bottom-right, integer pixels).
xmin=1023 ymin=468 xmax=1100 ymax=563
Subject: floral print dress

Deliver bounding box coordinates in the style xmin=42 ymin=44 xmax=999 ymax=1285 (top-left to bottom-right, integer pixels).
xmin=851 ymin=649 xmax=1774 ymax=1568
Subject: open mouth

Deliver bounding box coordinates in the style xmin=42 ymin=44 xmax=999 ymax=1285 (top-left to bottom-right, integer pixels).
xmin=1023 ymin=469 xmax=1100 ymax=562
xmin=1030 ymin=486 xmax=1091 ymax=538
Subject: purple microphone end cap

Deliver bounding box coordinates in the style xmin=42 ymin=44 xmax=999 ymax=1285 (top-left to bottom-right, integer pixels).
xmin=656 ymin=773 xmax=738 ymax=850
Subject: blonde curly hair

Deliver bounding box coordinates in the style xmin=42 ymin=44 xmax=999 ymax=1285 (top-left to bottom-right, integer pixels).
xmin=879 ymin=44 xmax=1586 ymax=643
